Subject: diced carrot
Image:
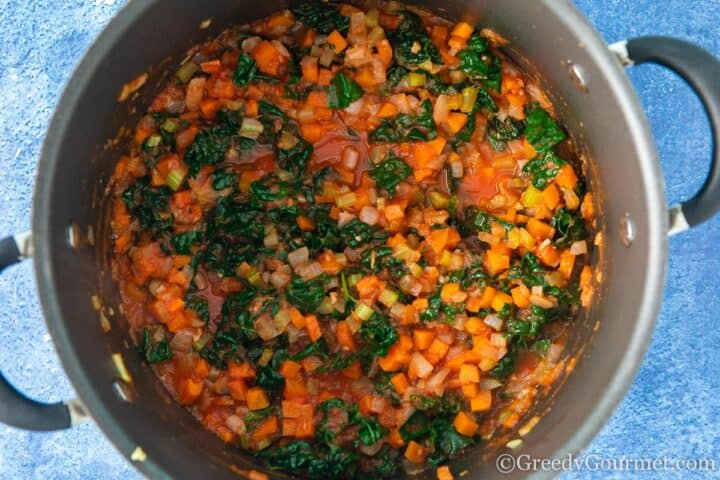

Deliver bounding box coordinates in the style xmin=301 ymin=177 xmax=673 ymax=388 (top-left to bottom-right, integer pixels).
xmin=300 ymin=56 xmax=319 ymax=83
xmin=300 ymin=122 xmax=326 ymax=143
xmin=536 ymin=242 xmax=560 ymax=267
xmin=526 ymin=218 xmax=555 ymax=240
xmin=491 ymin=291 xmax=513 ymax=312
xmin=466 ymin=286 xmax=496 ymax=312
xmin=295 ymin=404 xmax=316 ymax=438
xmin=267 ymin=10 xmax=295 ymax=30
xmin=542 ymin=183 xmax=561 ymax=211
xmin=461 ymin=383 xmax=479 ymax=399
xmin=459 ymin=364 xmax=480 ymax=384
xmin=428 ymin=136 xmax=447 ymax=155
xmin=377 ymin=39 xmax=394 ymax=67
xmin=302 ymin=29 xmax=317 ymax=49
xmin=228 ymin=360 xmax=256 ymax=379
xmin=377 ymin=102 xmax=399 ymax=118
xmin=327 ymin=30 xmax=348 ymax=53
xmin=555 ymin=164 xmax=578 ymax=190
xmin=388 ymin=428 xmax=405 ymax=448
xmin=227 ymin=379 xmax=247 ymax=401
xmin=431 ymin=25 xmax=449 ymax=46
xmin=307 ymin=91 xmax=328 ymax=107
xmin=391 ymin=373 xmax=409 ymax=395
xmin=405 ymin=441 xmax=428 ymax=464
xmin=342 ymin=360 xmax=363 ymax=380
xmin=464 ymin=317 xmax=487 ymax=335
xmin=580 ymin=265 xmax=593 ymax=308
xmin=450 ymin=22 xmax=474 ymax=40
xmin=336 ymin=320 xmax=356 ymax=351
xmin=453 ymin=411 xmax=479 ymax=437
xmin=437 ymin=465 xmax=454 ymax=480
xmin=305 ymin=314 xmax=322 ymax=342
xmin=511 ymin=284 xmax=531 ymax=309
xmin=445 ymin=112 xmax=469 ymax=135
xmin=282 ymin=418 xmax=297 ymax=436
xmin=441 ymin=282 xmax=467 ymax=303
xmin=246 ymin=387 xmax=270 ymax=410
xmin=413 ymin=329 xmax=435 ymax=350
xmin=485 ymin=245 xmax=510 ymax=276
xmin=250 ymin=415 xmax=278 ymax=442
xmin=200 ymin=59 xmax=222 ymax=74
xmin=424 ymin=338 xmax=450 ymax=365
xmin=245 ymin=99 xmax=259 ymax=117
xmin=210 ymin=77 xmax=235 ymax=99
xmin=199 ymin=98 xmax=220 ymax=119
xmin=175 ymin=126 xmax=198 ymax=150
xmin=470 ymin=390 xmax=492 ymax=412
xmin=318 ymin=68 xmax=334 ymax=86
xmin=284 ymin=377 xmax=309 ymax=399
xmin=558 ymin=249 xmax=575 ymax=280
xmin=251 ymin=40 xmax=283 ymax=76
xmin=296 ymin=215 xmax=315 ymax=231
xmin=279 ymin=360 xmax=302 ymax=379
xmin=384 ymin=204 xmax=405 ymax=222
xmin=249 ymin=470 xmax=269 ymax=480
xmin=356 ymin=275 xmax=384 ymax=301
xmin=289 ymin=307 xmax=306 ymax=329
xmin=282 ymin=400 xmax=303 ymax=418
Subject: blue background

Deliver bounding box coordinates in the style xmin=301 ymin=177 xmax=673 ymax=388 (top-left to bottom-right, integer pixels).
xmin=0 ymin=1 xmax=718 ymax=478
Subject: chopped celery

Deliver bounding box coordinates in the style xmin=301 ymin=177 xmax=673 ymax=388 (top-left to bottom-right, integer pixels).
xmin=461 ymin=86 xmax=480 ymax=113
xmin=239 ymin=118 xmax=264 ymax=139
xmin=354 ymin=302 xmax=374 ymax=321
xmin=176 ymin=61 xmax=199 ymax=83
xmin=408 ymin=72 xmax=427 ymax=87
xmin=167 ymin=169 xmax=186 ymax=191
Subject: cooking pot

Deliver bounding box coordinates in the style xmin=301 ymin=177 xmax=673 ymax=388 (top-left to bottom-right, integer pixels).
xmin=1 ymin=0 xmax=719 ymax=478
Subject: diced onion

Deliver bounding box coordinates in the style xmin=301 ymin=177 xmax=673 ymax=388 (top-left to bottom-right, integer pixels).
xmin=484 ymin=314 xmax=503 ymax=331
xmin=433 ymin=94 xmax=449 ymax=124
xmin=410 ymin=353 xmax=433 ymax=379
xmin=288 ymin=247 xmax=309 ymax=267
xmin=225 ymin=415 xmax=246 ymax=435
xmin=359 ymin=206 xmax=379 ymax=226
xmin=570 ymin=240 xmax=587 ymax=256
xmin=338 ymin=211 xmax=356 ymax=227
xmin=479 ymin=378 xmax=503 ymax=390
xmin=342 ymin=146 xmax=360 ymax=169
xmin=298 ymin=262 xmax=324 ymax=280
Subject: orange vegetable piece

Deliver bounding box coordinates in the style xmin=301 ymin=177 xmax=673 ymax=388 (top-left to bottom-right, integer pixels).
xmin=342 ymin=361 xmax=363 ymax=380
xmin=296 ymin=215 xmax=316 ymax=231
xmin=413 ymin=329 xmax=435 ymax=350
xmin=305 ymin=314 xmax=322 ymax=342
xmin=391 ymin=373 xmax=409 ymax=395
xmin=491 ymin=291 xmax=513 ymax=312
xmin=437 ymin=465 xmax=454 ymax=480
xmin=453 ymin=411 xmax=479 ymax=437
xmin=327 ymin=30 xmax=348 ymax=53
xmin=251 ymin=40 xmax=283 ymax=76
xmin=246 ymin=387 xmax=270 ymax=410
xmin=511 ymin=284 xmax=531 ymax=309
xmin=336 ymin=320 xmax=356 ymax=351
xmin=558 ymin=249 xmax=576 ymax=280
xmin=445 ymin=112 xmax=469 ymax=135
xmin=555 ymin=164 xmax=578 ymax=190
xmin=459 ymin=364 xmax=480 ymax=384
xmin=405 ymin=441 xmax=428 ymax=464
xmin=485 ymin=245 xmax=510 ymax=276
xmin=378 ymin=102 xmax=399 ymax=118
xmin=466 ymin=286 xmax=496 ymax=312
xmin=279 ymin=360 xmax=302 ymax=379
xmin=249 ymin=470 xmax=269 ymax=480
xmin=250 ymin=415 xmax=278 ymax=442
xmin=388 ymin=428 xmax=405 ymax=448
xmin=470 ymin=390 xmax=492 ymax=412
xmin=377 ymin=39 xmax=394 ymax=67
xmin=526 ymin=218 xmax=555 ymax=240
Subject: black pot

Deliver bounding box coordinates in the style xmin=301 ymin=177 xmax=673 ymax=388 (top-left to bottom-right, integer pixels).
xmin=1 ymin=1 xmax=719 ymax=479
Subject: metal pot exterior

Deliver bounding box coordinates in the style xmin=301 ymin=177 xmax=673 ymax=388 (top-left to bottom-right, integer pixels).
xmin=31 ymin=1 xmax=667 ymax=478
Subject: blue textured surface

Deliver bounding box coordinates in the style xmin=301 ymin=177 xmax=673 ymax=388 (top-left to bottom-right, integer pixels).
xmin=0 ymin=1 xmax=718 ymax=478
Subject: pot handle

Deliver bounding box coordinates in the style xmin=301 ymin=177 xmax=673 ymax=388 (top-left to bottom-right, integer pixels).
xmin=0 ymin=233 xmax=83 ymax=431
xmin=611 ymin=36 xmax=720 ymax=235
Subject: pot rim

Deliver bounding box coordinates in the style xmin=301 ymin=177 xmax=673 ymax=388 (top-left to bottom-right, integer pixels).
xmin=31 ymin=0 xmax=668 ymax=478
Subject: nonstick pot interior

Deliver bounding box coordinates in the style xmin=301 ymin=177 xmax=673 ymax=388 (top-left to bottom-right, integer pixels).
xmin=32 ymin=1 xmax=666 ymax=479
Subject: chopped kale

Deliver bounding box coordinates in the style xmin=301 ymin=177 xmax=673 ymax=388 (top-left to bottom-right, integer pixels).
xmin=524 ymin=105 xmax=566 ymax=153
xmin=369 ymin=99 xmax=437 ymax=143
xmin=370 ymin=152 xmax=412 ymax=197
xmin=140 ymin=328 xmax=173 ymax=363
xmin=327 ymin=71 xmax=363 ymax=109
xmin=292 ymin=1 xmax=349 ymax=34
xmin=458 ymin=34 xmax=502 ymax=92
xmin=388 ymin=11 xmax=442 ymax=68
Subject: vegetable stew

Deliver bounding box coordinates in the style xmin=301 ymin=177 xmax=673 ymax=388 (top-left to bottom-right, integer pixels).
xmin=110 ymin=2 xmax=595 ymax=478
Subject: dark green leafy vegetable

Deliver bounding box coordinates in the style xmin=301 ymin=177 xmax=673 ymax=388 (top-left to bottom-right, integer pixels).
xmin=487 ymin=116 xmax=525 ymax=151
xmin=524 ymin=105 xmax=566 ymax=152
xmin=410 ymin=393 xmax=462 ymax=416
xmin=508 ymin=252 xmax=546 ymax=287
xmin=369 ymin=99 xmax=437 ymax=143
xmin=171 ymin=230 xmax=203 ymax=255
xmin=287 ymin=276 xmax=326 ymax=313
xmin=278 ymin=136 xmax=313 ymax=176
xmin=388 ymin=11 xmax=442 ymax=68
xmin=531 ymin=338 xmax=551 ymax=356
xmin=140 ymin=328 xmax=173 ymax=363
xmin=370 ymin=152 xmax=412 ymax=197
xmin=328 ymin=71 xmax=363 ymax=109
xmin=522 ymin=151 xmax=566 ymax=189
xmin=292 ymin=1 xmax=348 ymax=34
xmin=359 ymin=312 xmax=398 ymax=356
xmin=185 ymin=126 xmax=232 ymax=177
xmin=458 ymin=34 xmax=502 ymax=92
xmin=489 ymin=353 xmax=515 ymax=381
xmin=185 ymin=295 xmax=209 ymax=322
xmin=211 ymin=168 xmax=237 ymax=191
xmin=122 ymin=178 xmax=173 ymax=235
xmin=339 ymin=219 xmax=388 ymax=248
xmin=550 ymin=207 xmax=587 ymax=247
xmin=233 ymin=53 xmax=257 ymax=86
